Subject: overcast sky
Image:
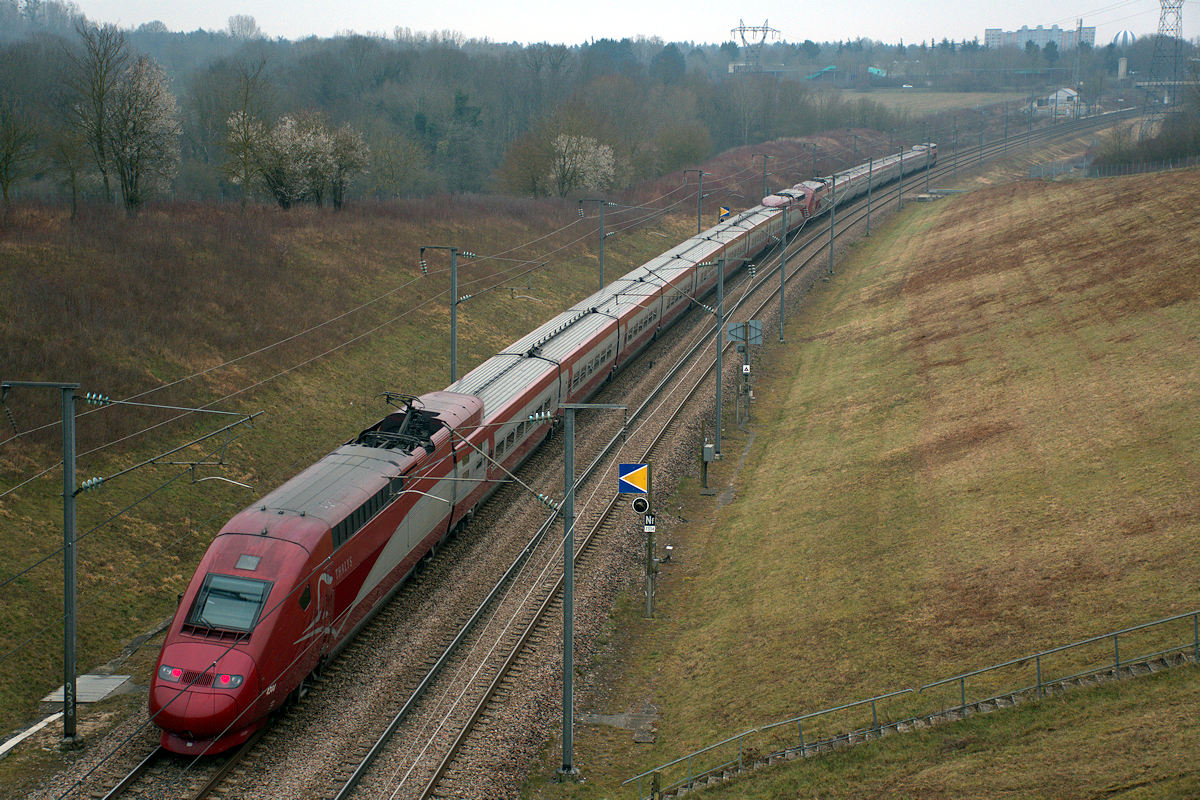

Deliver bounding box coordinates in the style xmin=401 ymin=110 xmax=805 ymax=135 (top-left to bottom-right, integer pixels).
xmin=70 ymin=0 xmax=1179 ymax=46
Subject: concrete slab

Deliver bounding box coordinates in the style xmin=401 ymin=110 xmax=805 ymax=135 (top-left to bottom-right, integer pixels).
xmin=41 ymin=674 xmax=131 ymax=703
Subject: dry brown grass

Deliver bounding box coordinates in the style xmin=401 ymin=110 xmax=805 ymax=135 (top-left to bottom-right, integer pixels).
xmin=0 ymin=195 xmax=697 ymax=740
xmin=852 ymin=90 xmax=1030 ymax=114
xmin=526 ymin=168 xmax=1200 ymax=799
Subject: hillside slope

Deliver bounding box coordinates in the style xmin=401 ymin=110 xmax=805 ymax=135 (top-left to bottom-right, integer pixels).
xmin=532 ymin=169 xmax=1200 ymax=799
xmin=0 ymin=198 xmax=696 ymax=741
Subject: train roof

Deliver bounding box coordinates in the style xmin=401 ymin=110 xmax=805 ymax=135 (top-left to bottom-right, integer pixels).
xmin=449 ymin=205 xmax=776 ymax=421
xmin=451 ymin=354 xmax=557 ymax=419
xmin=229 ymin=445 xmax=406 ymax=538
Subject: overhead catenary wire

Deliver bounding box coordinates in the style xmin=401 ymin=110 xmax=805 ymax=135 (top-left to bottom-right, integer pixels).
xmin=0 ymin=198 xmax=691 ymax=589
xmin=63 ymin=143 xmax=844 ymax=796
xmin=0 ymin=193 xmax=690 ymax=476
xmin=3 ymin=140 xmax=827 ymax=672
xmin=385 ymin=197 xmax=795 ymax=795
xmin=1 ymin=143 xmax=790 ymax=468
xmin=10 ymin=181 xmax=700 ymax=454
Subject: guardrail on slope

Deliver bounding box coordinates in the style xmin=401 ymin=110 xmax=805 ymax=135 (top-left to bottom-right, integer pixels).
xmin=622 ymin=609 xmax=1200 ymax=799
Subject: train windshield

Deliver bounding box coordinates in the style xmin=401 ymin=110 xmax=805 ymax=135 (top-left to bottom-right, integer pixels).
xmin=186 ymin=574 xmax=272 ymax=632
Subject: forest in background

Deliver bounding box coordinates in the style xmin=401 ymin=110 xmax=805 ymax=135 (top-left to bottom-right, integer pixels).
xmin=2 ymin=0 xmax=1192 ymax=212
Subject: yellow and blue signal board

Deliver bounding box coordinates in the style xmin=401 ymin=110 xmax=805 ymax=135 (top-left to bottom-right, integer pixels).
xmin=618 ymin=463 xmax=650 ymax=494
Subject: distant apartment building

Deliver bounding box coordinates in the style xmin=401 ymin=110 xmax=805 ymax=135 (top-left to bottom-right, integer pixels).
xmin=985 ymin=24 xmax=1096 ymax=50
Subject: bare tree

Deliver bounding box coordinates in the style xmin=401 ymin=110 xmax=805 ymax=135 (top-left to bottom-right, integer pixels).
xmin=46 ymin=125 xmax=89 ymax=220
xmin=68 ymin=22 xmax=128 ymax=204
xmin=328 ymin=122 xmax=368 ymax=209
xmin=496 ymin=131 xmax=553 ymax=195
xmin=227 ymin=14 xmax=263 ymax=40
xmin=366 ymin=130 xmax=426 ymax=198
xmin=224 ymin=110 xmax=264 ymax=204
xmin=106 ymin=55 xmax=181 ymax=215
xmin=219 ymin=58 xmax=270 ymax=209
xmin=0 ymin=100 xmax=38 ymax=206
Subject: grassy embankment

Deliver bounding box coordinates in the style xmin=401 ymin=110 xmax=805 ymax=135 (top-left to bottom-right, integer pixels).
xmin=526 ymin=168 xmax=1200 ymax=798
xmin=0 ymin=197 xmax=697 ymax=744
xmin=852 ymin=89 xmax=1030 ymax=114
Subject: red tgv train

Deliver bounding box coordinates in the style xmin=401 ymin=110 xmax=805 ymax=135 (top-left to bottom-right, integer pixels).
xmin=762 ymin=143 xmax=936 ymax=218
xmin=149 ymin=144 xmax=934 ymax=754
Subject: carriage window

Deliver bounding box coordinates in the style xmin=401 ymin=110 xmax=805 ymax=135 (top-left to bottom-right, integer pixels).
xmin=187 ymin=574 xmax=272 ymax=632
xmin=298 ymin=585 xmax=311 ymax=611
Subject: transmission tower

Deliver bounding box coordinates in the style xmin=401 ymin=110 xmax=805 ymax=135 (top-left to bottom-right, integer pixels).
xmin=731 ymin=19 xmax=781 ymax=72
xmin=1139 ymin=0 xmax=1185 ymax=138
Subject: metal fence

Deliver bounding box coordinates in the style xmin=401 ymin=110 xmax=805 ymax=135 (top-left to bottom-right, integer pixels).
xmin=1029 ymin=154 xmax=1200 ymax=179
xmin=1084 ymin=155 xmax=1200 ymax=178
xmin=1029 ymin=158 xmax=1088 ymax=178
xmin=622 ymin=609 xmax=1200 ymax=799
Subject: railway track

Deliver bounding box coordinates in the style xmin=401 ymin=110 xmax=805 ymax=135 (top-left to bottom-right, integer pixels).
xmin=89 ymin=727 xmax=263 ymax=800
xmin=399 ymin=110 xmax=1136 ymax=800
xmin=62 ymin=110 xmax=1129 ymax=800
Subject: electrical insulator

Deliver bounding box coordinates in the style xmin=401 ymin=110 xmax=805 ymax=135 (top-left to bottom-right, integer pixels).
xmin=419 ymin=259 xmax=428 ymax=276
xmin=537 ymin=493 xmax=559 ymax=509
xmin=77 ymin=476 xmax=104 ymax=493
xmin=83 ymin=392 xmax=112 ymax=406
xmin=461 ymin=250 xmax=477 ymax=259
xmin=748 ymin=264 xmax=757 ymax=277
xmin=578 ymin=207 xmax=585 ymax=218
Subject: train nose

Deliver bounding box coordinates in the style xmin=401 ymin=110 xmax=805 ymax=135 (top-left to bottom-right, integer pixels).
xmin=150 ymin=643 xmax=258 ymax=738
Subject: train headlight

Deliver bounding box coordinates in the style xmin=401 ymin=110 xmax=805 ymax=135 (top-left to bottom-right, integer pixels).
xmin=215 ymin=673 xmax=244 ymax=689
xmin=158 ymin=664 xmax=183 ymax=683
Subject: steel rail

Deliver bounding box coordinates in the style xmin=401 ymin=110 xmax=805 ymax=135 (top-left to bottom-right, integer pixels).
xmin=416 ymin=110 xmax=1139 ymax=794
xmin=331 ymin=109 xmax=1131 ymax=800
xmin=98 ymin=748 xmax=164 ymax=800
xmin=186 ymin=727 xmax=268 ymax=800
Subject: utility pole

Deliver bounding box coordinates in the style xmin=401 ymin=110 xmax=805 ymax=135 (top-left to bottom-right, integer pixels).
xmin=754 ymin=152 xmax=773 ymax=198
xmin=556 ymin=402 xmax=624 ymax=780
xmin=1 ymin=382 xmax=80 ymax=742
xmin=1003 ymin=103 xmax=1009 ymax=155
xmin=419 ymin=246 xmax=477 ymax=384
xmin=779 ymin=206 xmax=787 ymax=342
xmin=1 ymin=381 xmax=79 ymax=743
xmin=62 ymin=386 xmax=77 ymax=744
xmin=809 ymin=143 xmax=817 ymax=178
xmin=828 ymin=173 xmax=837 ymax=274
xmin=924 ymin=135 xmax=931 ymax=192
xmin=866 ymin=154 xmax=873 ymax=236
xmin=560 ymin=406 xmax=577 ymax=781
xmin=579 ymin=199 xmax=615 ymax=290
xmin=715 ymin=258 xmax=726 ymax=455
xmin=1028 ymin=91 xmax=1034 ymax=142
